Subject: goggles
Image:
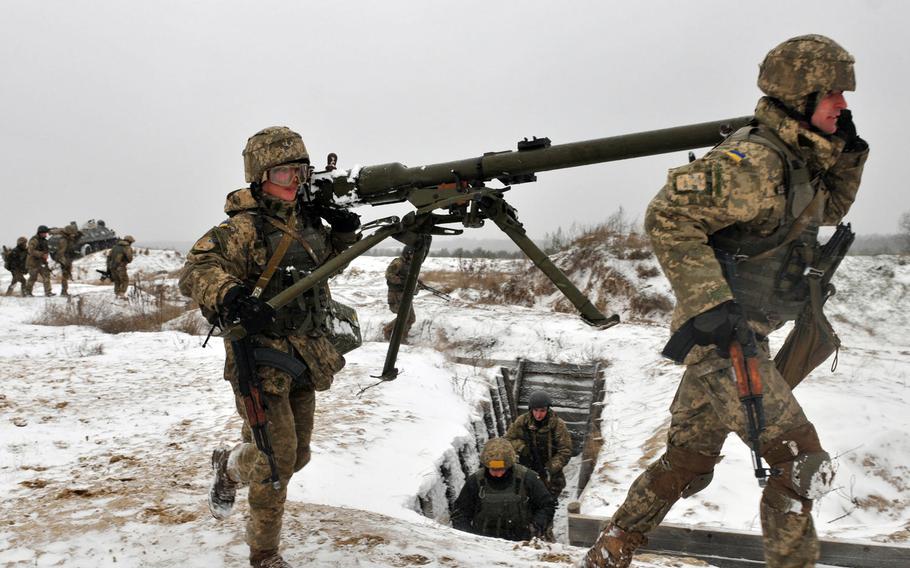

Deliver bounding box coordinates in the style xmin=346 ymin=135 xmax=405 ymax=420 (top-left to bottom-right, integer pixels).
xmin=263 ymin=163 xmax=311 ymax=187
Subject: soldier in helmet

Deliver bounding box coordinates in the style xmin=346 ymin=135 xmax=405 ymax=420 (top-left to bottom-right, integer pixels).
xmin=506 ymin=390 xmax=573 ymax=499
xmin=451 ymin=437 xmax=555 ymax=541
xmin=3 ymin=237 xmax=29 ymax=296
xmin=54 ymin=224 xmax=83 ymax=297
xmin=382 ymin=245 xmax=419 ymax=341
xmin=581 ymin=35 xmax=868 ymax=568
xmin=107 ymin=235 xmax=135 ymax=298
xmin=179 ymin=126 xmax=361 ymax=568
xmin=24 ymin=225 xmax=54 ymax=297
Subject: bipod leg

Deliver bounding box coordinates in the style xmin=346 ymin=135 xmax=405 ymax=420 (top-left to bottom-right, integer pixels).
xmin=379 ymin=234 xmax=431 ymax=380
xmin=480 ymin=194 xmax=619 ymax=329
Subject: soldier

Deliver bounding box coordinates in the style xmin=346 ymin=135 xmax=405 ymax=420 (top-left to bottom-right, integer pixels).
xmin=107 ymin=235 xmax=135 ymax=297
xmin=53 ymin=224 xmax=82 ymax=297
xmin=506 ymin=390 xmax=573 ymax=499
xmin=581 ymin=35 xmax=868 ymax=568
xmin=451 ymin=437 xmax=555 ymax=541
xmin=3 ymin=237 xmax=29 ymax=296
xmin=179 ymin=126 xmax=361 ymax=568
xmin=24 ymin=225 xmax=54 ymax=297
xmin=382 ymin=245 xmax=418 ymax=341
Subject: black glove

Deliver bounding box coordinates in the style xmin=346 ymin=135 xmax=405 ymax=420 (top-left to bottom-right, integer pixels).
xmin=319 ymin=207 xmax=361 ymax=233
xmin=221 ymin=285 xmax=276 ymax=336
xmin=835 ymin=110 xmax=867 ymax=152
xmin=690 ymin=301 xmax=754 ymax=358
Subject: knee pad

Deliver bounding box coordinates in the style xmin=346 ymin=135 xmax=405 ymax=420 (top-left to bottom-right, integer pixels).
xmin=763 ymin=423 xmax=834 ymax=500
xmin=652 ymin=445 xmax=721 ymax=500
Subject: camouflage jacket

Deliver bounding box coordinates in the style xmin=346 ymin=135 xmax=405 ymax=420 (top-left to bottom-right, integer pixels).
xmin=54 ymin=233 xmax=80 ymax=266
xmin=4 ymin=244 xmax=27 ymax=272
xmin=26 ymin=235 xmax=49 ymax=270
xmin=645 ymin=97 xmax=868 ymax=335
xmin=178 ymin=188 xmax=358 ymax=393
xmin=506 ymin=410 xmax=573 ymax=475
xmin=108 ymin=241 xmax=134 ymax=269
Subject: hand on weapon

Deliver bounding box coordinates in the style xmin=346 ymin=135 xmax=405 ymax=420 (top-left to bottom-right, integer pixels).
xmin=222 ymin=285 xmax=276 ymax=336
xmin=317 ymin=206 xmax=361 ymax=233
xmin=96 ymin=269 xmax=112 ymax=282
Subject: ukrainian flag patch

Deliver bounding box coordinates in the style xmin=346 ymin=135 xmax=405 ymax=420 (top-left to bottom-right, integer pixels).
xmin=723 ymin=149 xmax=746 ymax=163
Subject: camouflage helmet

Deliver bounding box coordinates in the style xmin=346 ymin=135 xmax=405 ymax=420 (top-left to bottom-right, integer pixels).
xmin=480 ymin=437 xmax=516 ymax=470
xmin=123 ymin=235 xmax=135 ymax=243
xmin=37 ymin=225 xmax=49 ymax=234
xmin=758 ymin=34 xmax=855 ymax=113
xmin=242 ymin=126 xmax=310 ymax=184
xmin=17 ymin=236 xmax=27 ymax=246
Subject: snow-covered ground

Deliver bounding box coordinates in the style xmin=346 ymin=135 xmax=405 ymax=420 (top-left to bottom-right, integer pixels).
xmin=0 ymin=250 xmax=908 ymax=567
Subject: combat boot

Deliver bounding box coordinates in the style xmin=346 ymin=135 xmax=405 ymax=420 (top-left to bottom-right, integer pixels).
xmin=579 ymin=523 xmax=646 ymax=568
xmin=209 ymin=446 xmax=239 ymax=520
xmin=250 ymin=549 xmax=292 ymax=568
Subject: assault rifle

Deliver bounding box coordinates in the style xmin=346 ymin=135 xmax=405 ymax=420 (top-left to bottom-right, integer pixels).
xmin=417 ymin=280 xmax=453 ymax=302
xmin=224 ymin=115 xmax=753 ymax=380
xmin=96 ymin=269 xmax=112 ymax=282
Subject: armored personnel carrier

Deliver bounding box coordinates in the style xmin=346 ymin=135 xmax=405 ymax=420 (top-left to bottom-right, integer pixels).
xmin=48 ymin=220 xmax=120 ymax=258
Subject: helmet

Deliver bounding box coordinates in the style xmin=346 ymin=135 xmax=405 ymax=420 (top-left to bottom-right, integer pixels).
xmin=37 ymin=225 xmax=49 ymax=234
xmin=758 ymin=34 xmax=855 ymax=113
xmin=123 ymin=235 xmax=135 ymax=243
xmin=242 ymin=126 xmax=310 ymax=184
xmin=17 ymin=236 xmax=27 ymax=246
xmin=528 ymin=390 xmax=552 ymax=410
xmin=480 ymin=438 xmax=516 ymax=470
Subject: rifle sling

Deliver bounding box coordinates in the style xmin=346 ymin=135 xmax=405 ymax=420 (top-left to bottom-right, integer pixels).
xmin=251 ymin=215 xmax=300 ymax=299
xmin=263 ymin=216 xmax=320 ymax=264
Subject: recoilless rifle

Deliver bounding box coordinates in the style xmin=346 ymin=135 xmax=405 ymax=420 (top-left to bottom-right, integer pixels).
xmin=224 ymin=115 xmax=753 ymax=383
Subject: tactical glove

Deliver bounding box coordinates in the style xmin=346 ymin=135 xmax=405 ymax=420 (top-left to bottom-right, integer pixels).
xmin=221 ymin=285 xmax=276 ymax=336
xmin=835 ymin=110 xmax=867 ymax=152
xmin=690 ymin=300 xmax=755 ymax=358
xmin=319 ymin=207 xmax=361 ymax=233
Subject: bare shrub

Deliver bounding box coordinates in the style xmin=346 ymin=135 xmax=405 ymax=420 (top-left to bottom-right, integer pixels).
xmin=630 ymin=293 xmax=674 ymax=317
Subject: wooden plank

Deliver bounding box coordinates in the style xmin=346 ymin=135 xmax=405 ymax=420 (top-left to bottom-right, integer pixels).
xmin=568 ymin=513 xmax=910 ymax=568
xmin=499 ymin=367 xmax=517 ymax=418
xmin=522 ymin=360 xmax=601 ymax=377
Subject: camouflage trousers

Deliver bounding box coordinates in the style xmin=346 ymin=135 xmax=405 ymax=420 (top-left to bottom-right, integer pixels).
xmin=383 ymin=300 xmax=416 ymax=340
xmin=231 ymin=386 xmax=315 ymax=554
xmin=111 ymin=266 xmax=129 ymax=296
xmin=25 ymin=265 xmax=52 ymax=295
xmin=6 ymin=270 xmax=26 ymax=295
xmin=544 ymin=469 xmax=566 ymax=499
xmin=59 ymin=263 xmax=73 ymax=295
xmin=611 ymin=346 xmax=823 ymax=568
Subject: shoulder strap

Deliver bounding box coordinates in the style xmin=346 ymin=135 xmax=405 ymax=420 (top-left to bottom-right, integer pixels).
xmin=251 ymin=215 xmax=296 ymax=298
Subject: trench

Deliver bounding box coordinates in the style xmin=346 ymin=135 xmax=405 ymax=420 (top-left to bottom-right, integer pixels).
xmin=411 ymin=358 xmax=606 ymax=542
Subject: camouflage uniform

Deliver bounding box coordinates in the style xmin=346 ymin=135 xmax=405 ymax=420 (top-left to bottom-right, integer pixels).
xmin=55 ymin=226 xmax=82 ymax=296
xmin=451 ymin=438 xmax=555 ymax=541
xmin=4 ymin=237 xmax=28 ymax=295
xmin=506 ymin=410 xmax=573 ymax=498
xmin=382 ymin=253 xmax=416 ymax=340
xmin=25 ymin=228 xmax=53 ymax=296
xmin=107 ymin=236 xmax=134 ymax=297
xmin=583 ymin=36 xmax=868 ymax=568
xmin=179 ymin=126 xmax=359 ymax=567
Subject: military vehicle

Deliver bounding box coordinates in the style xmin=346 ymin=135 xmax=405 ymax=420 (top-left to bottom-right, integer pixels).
xmin=48 ymin=220 xmax=120 ymax=258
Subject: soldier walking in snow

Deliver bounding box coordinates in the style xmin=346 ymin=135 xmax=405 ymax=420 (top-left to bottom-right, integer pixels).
xmin=582 ymin=35 xmax=868 ymax=568
xmin=179 ymin=126 xmax=360 ymax=568
xmin=383 ymin=245 xmax=418 ymax=341
xmin=451 ymin=437 xmax=555 ymax=541
xmin=3 ymin=236 xmax=29 ymax=296
xmin=506 ymin=390 xmax=573 ymax=499
xmin=24 ymin=225 xmax=54 ymax=297
xmin=53 ymin=224 xmax=82 ymax=297
xmin=107 ymin=235 xmax=134 ymax=297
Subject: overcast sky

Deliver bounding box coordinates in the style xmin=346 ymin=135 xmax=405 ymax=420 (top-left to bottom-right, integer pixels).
xmin=1 ymin=0 xmax=905 ymax=248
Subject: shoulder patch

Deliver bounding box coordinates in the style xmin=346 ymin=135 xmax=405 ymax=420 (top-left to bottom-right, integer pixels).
xmin=192 ymin=236 xmax=216 ymax=252
xmin=674 ymin=172 xmax=709 ymax=193
xmin=722 ymin=149 xmax=746 ymax=164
